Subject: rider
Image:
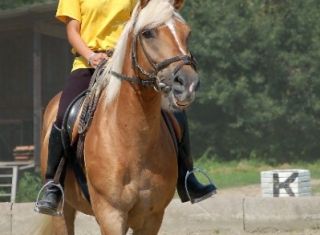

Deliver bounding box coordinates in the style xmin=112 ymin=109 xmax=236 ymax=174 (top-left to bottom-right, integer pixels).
xmin=35 ymin=0 xmax=216 ymax=215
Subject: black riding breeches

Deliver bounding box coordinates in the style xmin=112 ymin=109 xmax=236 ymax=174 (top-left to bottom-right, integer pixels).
xmin=55 ymin=68 xmax=94 ymax=128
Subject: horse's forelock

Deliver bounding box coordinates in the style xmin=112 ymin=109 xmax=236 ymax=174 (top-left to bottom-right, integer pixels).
xmin=134 ymin=0 xmax=175 ymax=34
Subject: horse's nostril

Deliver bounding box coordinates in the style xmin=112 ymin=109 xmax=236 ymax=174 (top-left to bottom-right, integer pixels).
xmin=173 ymin=87 xmax=183 ymax=95
xmin=174 ymin=75 xmax=184 ymax=86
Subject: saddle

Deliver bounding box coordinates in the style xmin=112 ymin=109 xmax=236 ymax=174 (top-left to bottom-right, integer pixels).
xmin=60 ymin=66 xmax=182 ymax=203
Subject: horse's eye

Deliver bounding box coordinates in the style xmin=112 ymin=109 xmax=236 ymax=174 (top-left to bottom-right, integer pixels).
xmin=142 ymin=29 xmax=155 ymax=39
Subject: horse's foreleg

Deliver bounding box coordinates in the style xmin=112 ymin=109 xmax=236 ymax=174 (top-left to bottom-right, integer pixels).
xmin=52 ymin=202 xmax=76 ymax=235
xmin=100 ymin=227 xmax=129 ymax=235
xmin=64 ymin=202 xmax=76 ymax=235
xmin=52 ymin=216 xmax=67 ymax=235
xmin=93 ymin=200 xmax=128 ymax=235
xmin=132 ymin=212 xmax=164 ymax=235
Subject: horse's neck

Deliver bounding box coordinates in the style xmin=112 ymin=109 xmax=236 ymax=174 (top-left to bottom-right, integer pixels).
xmin=95 ymin=38 xmax=163 ymax=154
xmin=117 ymin=82 xmax=161 ymax=127
xmin=107 ymin=47 xmax=163 ymax=142
xmin=99 ymin=81 xmax=163 ymax=148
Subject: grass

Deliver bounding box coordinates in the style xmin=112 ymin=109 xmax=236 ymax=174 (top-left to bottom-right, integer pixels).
xmin=194 ymin=157 xmax=320 ymax=189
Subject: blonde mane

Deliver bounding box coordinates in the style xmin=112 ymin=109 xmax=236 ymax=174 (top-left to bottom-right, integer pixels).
xmin=98 ymin=0 xmax=176 ymax=105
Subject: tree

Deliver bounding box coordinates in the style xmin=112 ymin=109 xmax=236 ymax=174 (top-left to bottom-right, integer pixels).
xmin=182 ymin=0 xmax=320 ymax=162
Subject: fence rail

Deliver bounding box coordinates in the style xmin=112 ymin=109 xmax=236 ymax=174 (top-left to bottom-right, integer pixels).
xmin=0 ymin=161 xmax=34 ymax=203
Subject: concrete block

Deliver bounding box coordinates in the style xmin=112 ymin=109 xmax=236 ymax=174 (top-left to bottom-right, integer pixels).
xmin=244 ymin=196 xmax=320 ymax=232
xmin=261 ymin=169 xmax=310 ymax=178
xmin=261 ymin=169 xmax=311 ymax=197
xmin=0 ymin=202 xmax=12 ymax=235
xmin=262 ymin=193 xmax=311 ymax=198
xmin=262 ymin=186 xmax=311 ymax=194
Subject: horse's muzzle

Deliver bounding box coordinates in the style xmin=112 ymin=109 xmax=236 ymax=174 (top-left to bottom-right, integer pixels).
xmin=172 ymin=70 xmax=199 ymax=109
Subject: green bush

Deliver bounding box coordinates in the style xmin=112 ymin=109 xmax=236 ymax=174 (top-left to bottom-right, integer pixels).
xmin=16 ymin=172 xmax=41 ymax=202
xmin=0 ymin=190 xmax=9 ymax=202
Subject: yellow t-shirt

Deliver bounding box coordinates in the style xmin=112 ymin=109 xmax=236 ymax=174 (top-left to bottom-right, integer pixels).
xmin=56 ymin=0 xmax=136 ymax=71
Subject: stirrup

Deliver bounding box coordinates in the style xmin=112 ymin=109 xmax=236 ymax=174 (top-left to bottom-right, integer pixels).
xmin=34 ymin=180 xmax=65 ymax=216
xmin=184 ymin=167 xmax=215 ymax=204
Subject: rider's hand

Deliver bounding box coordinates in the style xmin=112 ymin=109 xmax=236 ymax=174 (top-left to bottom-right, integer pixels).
xmin=87 ymin=52 xmax=108 ymax=68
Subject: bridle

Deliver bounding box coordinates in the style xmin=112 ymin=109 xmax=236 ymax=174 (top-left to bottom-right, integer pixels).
xmin=111 ymin=17 xmax=197 ymax=92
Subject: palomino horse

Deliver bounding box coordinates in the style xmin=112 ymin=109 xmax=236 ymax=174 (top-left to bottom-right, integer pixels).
xmin=37 ymin=0 xmax=199 ymax=234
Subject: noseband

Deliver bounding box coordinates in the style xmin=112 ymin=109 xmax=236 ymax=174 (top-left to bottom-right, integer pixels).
xmin=111 ymin=20 xmax=197 ymax=92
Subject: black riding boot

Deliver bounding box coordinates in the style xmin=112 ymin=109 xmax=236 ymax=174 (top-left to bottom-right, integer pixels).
xmin=35 ymin=124 xmax=64 ymax=216
xmin=174 ymin=111 xmax=217 ymax=203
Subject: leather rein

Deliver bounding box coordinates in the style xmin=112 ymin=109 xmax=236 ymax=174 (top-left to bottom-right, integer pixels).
xmin=111 ymin=21 xmax=197 ymax=92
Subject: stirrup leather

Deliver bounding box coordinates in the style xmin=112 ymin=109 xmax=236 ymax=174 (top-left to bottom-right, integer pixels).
xmin=34 ymin=180 xmax=65 ymax=216
xmin=184 ymin=168 xmax=215 ymax=204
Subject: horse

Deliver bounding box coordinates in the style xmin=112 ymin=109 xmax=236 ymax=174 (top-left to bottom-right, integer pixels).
xmin=36 ymin=0 xmax=199 ymax=234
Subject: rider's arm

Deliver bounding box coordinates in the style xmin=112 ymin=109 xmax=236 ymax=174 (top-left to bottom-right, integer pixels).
xmin=66 ymin=18 xmax=93 ymax=61
xmin=66 ymin=18 xmax=107 ymax=68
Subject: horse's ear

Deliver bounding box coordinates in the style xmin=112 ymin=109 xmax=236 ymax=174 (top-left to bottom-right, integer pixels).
xmin=173 ymin=0 xmax=184 ymax=10
xmin=140 ymin=0 xmax=150 ymax=9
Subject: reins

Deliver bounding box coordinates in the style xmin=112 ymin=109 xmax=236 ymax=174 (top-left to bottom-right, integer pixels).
xmin=111 ymin=18 xmax=197 ymax=92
